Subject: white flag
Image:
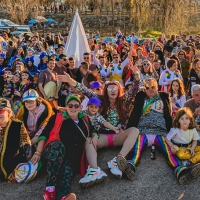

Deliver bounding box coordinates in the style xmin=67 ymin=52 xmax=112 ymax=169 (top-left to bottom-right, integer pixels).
xmin=64 ymin=9 xmax=91 ymax=67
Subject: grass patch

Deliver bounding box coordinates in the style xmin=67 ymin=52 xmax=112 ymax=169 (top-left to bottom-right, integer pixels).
xmin=141 ymin=30 xmax=162 ymax=38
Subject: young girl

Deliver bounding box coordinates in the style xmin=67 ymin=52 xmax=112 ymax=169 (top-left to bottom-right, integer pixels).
xmin=169 ymin=79 xmax=186 ymax=117
xmin=25 ymin=57 xmax=38 ymax=76
xmin=11 ymin=70 xmax=32 ymax=114
xmin=166 ymin=107 xmax=200 ymax=167
xmin=2 ymin=68 xmax=14 ymax=99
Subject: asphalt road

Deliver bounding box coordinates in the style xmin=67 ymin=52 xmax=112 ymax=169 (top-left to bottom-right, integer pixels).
xmin=1 ymin=147 xmax=200 ymax=200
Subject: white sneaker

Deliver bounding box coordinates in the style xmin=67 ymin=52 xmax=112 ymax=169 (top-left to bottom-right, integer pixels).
xmin=79 ymin=166 xmax=107 ymax=188
xmin=107 ymin=157 xmax=122 ymax=178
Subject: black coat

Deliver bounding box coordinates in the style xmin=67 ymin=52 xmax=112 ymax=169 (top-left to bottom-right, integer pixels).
xmin=126 ymin=91 xmax=172 ymax=132
xmin=1 ymin=120 xmax=31 ymax=180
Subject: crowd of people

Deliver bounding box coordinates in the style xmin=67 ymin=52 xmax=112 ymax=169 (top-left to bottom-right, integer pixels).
xmin=1 ymin=29 xmax=200 ymax=200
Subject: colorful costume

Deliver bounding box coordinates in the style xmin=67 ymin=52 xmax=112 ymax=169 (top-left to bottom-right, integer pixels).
xmin=38 ymin=112 xmax=96 ymax=199
xmin=167 ymin=128 xmax=200 ymax=164
xmin=0 ymin=119 xmax=31 ymax=182
xmin=159 ymin=69 xmax=182 ymax=92
xmin=75 ymin=79 xmax=140 ymax=146
xmin=107 ymin=57 xmax=130 ymax=86
xmin=11 ymin=81 xmax=31 ymax=114
xmin=16 ymin=98 xmax=54 ymax=139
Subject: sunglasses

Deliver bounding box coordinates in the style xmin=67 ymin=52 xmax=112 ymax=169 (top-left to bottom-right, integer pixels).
xmin=24 ymin=100 xmax=35 ymax=104
xmin=143 ymin=63 xmax=150 ymax=66
xmin=0 ymin=109 xmax=6 ymax=114
xmin=145 ymin=86 xmax=156 ymax=90
xmin=107 ymin=87 xmax=118 ymax=91
xmin=67 ymin=104 xmax=80 ymax=108
xmin=113 ymin=56 xmax=118 ymax=59
xmin=84 ymin=57 xmax=89 ymax=59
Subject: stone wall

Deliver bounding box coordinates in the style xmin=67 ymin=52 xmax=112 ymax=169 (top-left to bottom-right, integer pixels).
xmin=44 ymin=13 xmax=134 ymax=29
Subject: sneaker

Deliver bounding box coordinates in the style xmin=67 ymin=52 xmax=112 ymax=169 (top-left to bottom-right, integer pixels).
xmin=60 ymin=193 xmax=76 ymax=200
xmin=79 ymin=166 xmax=107 ymax=188
xmin=107 ymin=157 xmax=122 ymax=178
xmin=116 ymin=155 xmax=136 ymax=181
xmin=43 ymin=189 xmax=56 ymax=200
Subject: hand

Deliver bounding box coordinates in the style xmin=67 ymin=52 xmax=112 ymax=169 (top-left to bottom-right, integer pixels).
xmin=44 ymin=95 xmax=49 ymax=101
xmin=119 ymin=129 xmax=124 ymax=134
xmin=187 ymin=147 xmax=196 ymax=156
xmin=170 ymin=97 xmax=176 ymax=104
xmin=61 ymin=90 xmax=68 ymax=95
xmin=114 ymin=127 xmax=120 ymax=134
xmin=57 ymin=72 xmax=71 ymax=82
xmin=14 ymin=90 xmax=21 ymax=96
xmin=31 ymin=153 xmax=41 ymax=165
xmin=195 ymin=107 xmax=200 ymax=115
xmin=90 ymin=135 xmax=98 ymax=150
xmin=171 ymin=145 xmax=178 ymax=154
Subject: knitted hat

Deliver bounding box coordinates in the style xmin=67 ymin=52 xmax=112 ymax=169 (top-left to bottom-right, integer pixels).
xmin=39 ymin=52 xmax=48 ymax=59
xmin=25 ymin=56 xmax=34 ymax=63
xmin=87 ymin=97 xmax=101 ymax=107
xmin=90 ymin=81 xmax=102 ymax=89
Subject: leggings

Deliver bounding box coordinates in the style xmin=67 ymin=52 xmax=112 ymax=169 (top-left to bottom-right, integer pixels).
xmin=44 ymin=141 xmax=73 ymax=200
xmin=129 ymin=134 xmax=182 ymax=168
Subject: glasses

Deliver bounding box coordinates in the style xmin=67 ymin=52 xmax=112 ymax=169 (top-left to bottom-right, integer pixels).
xmin=0 ymin=109 xmax=6 ymax=114
xmin=67 ymin=104 xmax=80 ymax=108
xmin=149 ymin=56 xmax=154 ymax=58
xmin=113 ymin=56 xmax=118 ymax=59
xmin=62 ymin=58 xmax=67 ymax=61
xmin=143 ymin=63 xmax=150 ymax=66
xmin=107 ymin=87 xmax=118 ymax=91
xmin=24 ymin=100 xmax=35 ymax=104
xmin=145 ymin=86 xmax=156 ymax=90
xmin=179 ymin=54 xmax=184 ymax=56
xmin=84 ymin=57 xmax=89 ymax=59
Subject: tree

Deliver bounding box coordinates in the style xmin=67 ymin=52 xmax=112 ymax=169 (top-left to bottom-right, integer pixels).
xmin=0 ymin=0 xmax=41 ymax=24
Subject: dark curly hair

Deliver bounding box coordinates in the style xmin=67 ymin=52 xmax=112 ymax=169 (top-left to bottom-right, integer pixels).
xmin=173 ymin=107 xmax=196 ymax=129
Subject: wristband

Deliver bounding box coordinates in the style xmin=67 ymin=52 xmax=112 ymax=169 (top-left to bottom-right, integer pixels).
xmin=34 ymin=151 xmax=42 ymax=156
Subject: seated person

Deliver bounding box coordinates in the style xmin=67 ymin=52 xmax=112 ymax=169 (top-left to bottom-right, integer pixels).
xmin=0 ymin=98 xmax=31 ymax=182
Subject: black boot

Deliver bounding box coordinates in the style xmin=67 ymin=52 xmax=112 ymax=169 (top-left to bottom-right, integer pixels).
xmin=175 ymin=163 xmax=200 ymax=185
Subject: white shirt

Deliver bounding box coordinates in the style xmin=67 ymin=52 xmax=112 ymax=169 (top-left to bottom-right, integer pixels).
xmin=167 ymin=128 xmax=199 ymax=144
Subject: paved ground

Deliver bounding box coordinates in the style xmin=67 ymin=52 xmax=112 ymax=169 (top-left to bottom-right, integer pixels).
xmin=1 ymin=147 xmax=200 ymax=200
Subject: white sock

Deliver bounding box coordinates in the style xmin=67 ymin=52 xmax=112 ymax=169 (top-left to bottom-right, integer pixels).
xmin=46 ymin=186 xmax=55 ymax=192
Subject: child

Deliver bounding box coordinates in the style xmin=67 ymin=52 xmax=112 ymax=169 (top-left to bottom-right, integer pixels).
xmin=83 ymin=97 xmax=120 ymax=133
xmin=166 ymin=107 xmax=200 ymax=166
xmin=2 ymin=68 xmax=13 ymax=99
xmin=169 ymin=79 xmax=186 ymax=117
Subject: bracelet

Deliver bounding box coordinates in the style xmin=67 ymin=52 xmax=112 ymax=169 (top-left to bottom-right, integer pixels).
xmin=92 ymin=133 xmax=100 ymax=139
xmin=34 ymin=151 xmax=42 ymax=156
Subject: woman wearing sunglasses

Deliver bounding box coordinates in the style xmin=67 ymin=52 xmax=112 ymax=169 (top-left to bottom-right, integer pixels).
xmin=0 ymin=98 xmax=31 ymax=182
xmin=140 ymin=60 xmax=159 ymax=88
xmin=16 ymin=89 xmax=54 ymax=147
xmin=57 ymin=69 xmax=140 ymax=184
xmin=31 ymin=95 xmax=101 ymax=200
